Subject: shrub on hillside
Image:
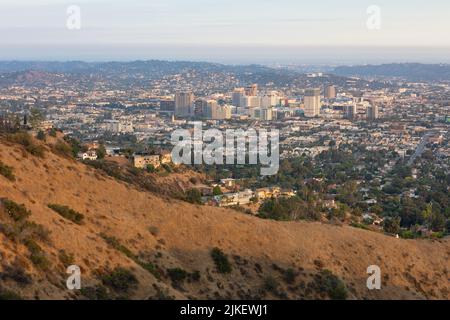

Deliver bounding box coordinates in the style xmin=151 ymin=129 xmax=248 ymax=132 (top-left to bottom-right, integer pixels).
xmin=58 ymin=250 xmax=75 ymax=267
xmin=185 ymin=189 xmax=202 ymax=204
xmin=52 ymin=141 xmax=73 ymax=157
xmin=23 ymin=239 xmax=50 ymax=270
xmin=167 ymin=268 xmax=188 ymax=284
xmin=0 ymin=288 xmax=23 ymax=300
xmin=6 ymin=132 xmax=45 ymax=157
xmin=100 ymin=267 xmax=138 ymax=293
xmin=211 ymin=247 xmax=232 ymax=274
xmin=315 ymin=269 xmax=348 ymax=300
xmin=0 ymin=161 xmax=15 ymax=181
xmin=80 ymin=285 xmax=109 ymax=300
xmin=0 ymin=262 xmax=33 ymax=286
xmin=48 ymin=204 xmax=84 ymax=225
xmin=263 ymin=276 xmax=280 ymax=294
xmin=2 ymin=199 xmax=31 ymax=222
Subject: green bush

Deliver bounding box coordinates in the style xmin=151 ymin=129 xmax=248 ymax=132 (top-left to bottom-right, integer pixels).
xmin=52 ymin=141 xmax=73 ymax=157
xmin=100 ymin=233 xmax=135 ymax=259
xmin=7 ymin=132 xmax=45 ymax=157
xmin=0 ymin=263 xmax=33 ymax=286
xmin=36 ymin=131 xmax=46 ymax=141
xmin=49 ymin=128 xmax=57 ymax=137
xmin=80 ymin=285 xmax=109 ymax=300
xmin=263 ymin=276 xmax=279 ymax=294
xmin=0 ymin=289 xmax=23 ymax=300
xmin=317 ymin=270 xmax=348 ymax=300
xmin=185 ymin=189 xmax=202 ymax=204
xmin=48 ymin=204 xmax=84 ymax=224
xmin=211 ymin=247 xmax=232 ymax=274
xmin=100 ymin=268 xmax=138 ymax=293
xmin=283 ymin=268 xmax=297 ymax=284
xmin=399 ymin=230 xmax=418 ymax=239
xmin=2 ymin=199 xmax=31 ymax=222
xmin=23 ymin=239 xmax=50 ymax=270
xmin=0 ymin=161 xmax=15 ymax=181
xmin=58 ymin=250 xmax=75 ymax=267
xmin=167 ymin=268 xmax=188 ymax=283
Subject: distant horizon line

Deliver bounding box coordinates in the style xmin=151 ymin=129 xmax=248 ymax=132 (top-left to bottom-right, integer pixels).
xmin=0 ymin=59 xmax=449 ymax=68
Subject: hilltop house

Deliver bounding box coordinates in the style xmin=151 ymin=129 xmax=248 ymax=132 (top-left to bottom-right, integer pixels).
xmin=77 ymin=150 xmax=98 ymax=161
xmin=133 ymin=154 xmax=161 ymax=169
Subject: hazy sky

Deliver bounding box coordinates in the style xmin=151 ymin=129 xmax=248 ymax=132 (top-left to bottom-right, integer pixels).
xmin=1 ymin=0 xmax=450 ymax=63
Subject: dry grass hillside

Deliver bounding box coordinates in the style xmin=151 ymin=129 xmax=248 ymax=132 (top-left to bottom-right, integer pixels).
xmin=0 ymin=134 xmax=449 ymax=300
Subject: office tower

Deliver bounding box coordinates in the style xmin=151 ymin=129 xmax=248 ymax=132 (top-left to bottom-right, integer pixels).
xmin=245 ymin=84 xmax=258 ymax=96
xmin=260 ymin=91 xmax=280 ymax=108
xmin=346 ymin=104 xmax=357 ymax=120
xmin=211 ymin=104 xmax=232 ymax=120
xmin=367 ymin=105 xmax=379 ymax=121
xmin=232 ymin=88 xmax=246 ymax=107
xmin=160 ymin=99 xmax=175 ymax=112
xmin=205 ymin=100 xmax=217 ymax=119
xmin=243 ymin=96 xmax=261 ymax=109
xmin=260 ymin=108 xmax=274 ymax=121
xmin=194 ymin=99 xmax=208 ymax=117
xmin=304 ymin=88 xmax=322 ymax=117
xmin=324 ymin=85 xmax=337 ymax=99
xmin=175 ymin=91 xmax=194 ymax=117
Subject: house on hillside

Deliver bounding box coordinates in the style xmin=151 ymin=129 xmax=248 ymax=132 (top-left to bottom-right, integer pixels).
xmin=133 ymin=154 xmax=161 ymax=169
xmin=77 ymin=151 xmax=98 ymax=161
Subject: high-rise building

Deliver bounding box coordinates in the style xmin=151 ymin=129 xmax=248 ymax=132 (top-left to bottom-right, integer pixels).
xmin=324 ymin=85 xmax=337 ymax=99
xmin=245 ymin=84 xmax=258 ymax=96
xmin=260 ymin=91 xmax=280 ymax=108
xmin=160 ymin=99 xmax=175 ymax=112
xmin=367 ymin=105 xmax=379 ymax=121
xmin=243 ymin=96 xmax=260 ymax=109
xmin=194 ymin=99 xmax=208 ymax=117
xmin=211 ymin=104 xmax=232 ymax=120
xmin=204 ymin=100 xmax=218 ymax=119
xmin=346 ymin=104 xmax=357 ymax=120
xmin=175 ymin=91 xmax=194 ymax=117
xmin=232 ymin=88 xmax=246 ymax=107
xmin=304 ymin=88 xmax=321 ymax=118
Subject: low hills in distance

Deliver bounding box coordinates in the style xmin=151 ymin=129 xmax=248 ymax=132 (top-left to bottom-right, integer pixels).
xmin=0 ymin=61 xmax=449 ymax=83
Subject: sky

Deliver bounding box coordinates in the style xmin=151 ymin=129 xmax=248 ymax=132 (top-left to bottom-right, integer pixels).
xmin=1 ymin=0 xmax=450 ymax=64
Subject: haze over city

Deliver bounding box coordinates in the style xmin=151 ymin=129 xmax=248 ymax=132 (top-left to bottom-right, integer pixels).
xmin=1 ymin=0 xmax=450 ymax=63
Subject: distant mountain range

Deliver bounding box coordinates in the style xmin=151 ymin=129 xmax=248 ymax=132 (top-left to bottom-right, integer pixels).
xmin=0 ymin=60 xmax=274 ymax=76
xmin=333 ymin=63 xmax=450 ymax=82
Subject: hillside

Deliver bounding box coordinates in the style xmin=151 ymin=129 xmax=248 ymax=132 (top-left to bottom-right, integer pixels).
xmin=0 ymin=134 xmax=449 ymax=300
xmin=333 ymin=63 xmax=450 ymax=81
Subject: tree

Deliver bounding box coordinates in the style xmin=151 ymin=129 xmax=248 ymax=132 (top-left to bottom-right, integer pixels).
xmin=383 ymin=217 xmax=401 ymax=234
xmin=213 ymin=186 xmax=223 ymax=196
xmin=29 ymin=108 xmax=44 ymax=129
xmin=146 ymin=164 xmax=156 ymax=173
xmin=185 ymin=189 xmax=202 ymax=204
xmin=96 ymin=145 xmax=107 ymax=159
xmin=36 ymin=130 xmax=46 ymax=141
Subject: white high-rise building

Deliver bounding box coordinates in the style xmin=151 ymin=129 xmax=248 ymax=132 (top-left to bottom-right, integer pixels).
xmin=243 ymin=96 xmax=260 ymax=108
xmin=304 ymin=88 xmax=321 ymax=117
xmin=211 ymin=105 xmax=232 ymax=120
